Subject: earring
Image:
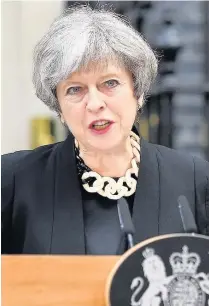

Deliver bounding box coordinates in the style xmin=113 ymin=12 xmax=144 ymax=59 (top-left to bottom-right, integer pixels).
xmin=137 ymin=94 xmax=144 ymax=111
xmin=137 ymin=104 xmax=140 ymax=111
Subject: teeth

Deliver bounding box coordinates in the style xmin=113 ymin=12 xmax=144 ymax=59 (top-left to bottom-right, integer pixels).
xmin=92 ymin=120 xmax=111 ymax=130
xmin=93 ymin=120 xmax=110 ymax=127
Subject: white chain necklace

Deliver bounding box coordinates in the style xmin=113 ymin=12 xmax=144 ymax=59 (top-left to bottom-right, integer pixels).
xmin=75 ymin=131 xmax=140 ymax=200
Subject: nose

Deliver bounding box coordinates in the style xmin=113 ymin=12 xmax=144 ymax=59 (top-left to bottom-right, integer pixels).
xmin=86 ymin=88 xmax=106 ymax=113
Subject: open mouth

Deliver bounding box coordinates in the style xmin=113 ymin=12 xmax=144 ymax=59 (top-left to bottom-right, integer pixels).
xmin=90 ymin=120 xmax=113 ymax=131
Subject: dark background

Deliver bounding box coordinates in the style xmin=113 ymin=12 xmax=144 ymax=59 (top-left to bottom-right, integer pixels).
xmin=66 ymin=1 xmax=209 ymax=161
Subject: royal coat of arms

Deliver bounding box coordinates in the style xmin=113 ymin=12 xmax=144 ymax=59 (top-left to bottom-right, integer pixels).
xmin=130 ymin=246 xmax=209 ymax=306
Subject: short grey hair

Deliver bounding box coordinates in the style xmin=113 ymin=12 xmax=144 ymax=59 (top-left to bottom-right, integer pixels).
xmin=32 ymin=4 xmax=158 ymax=114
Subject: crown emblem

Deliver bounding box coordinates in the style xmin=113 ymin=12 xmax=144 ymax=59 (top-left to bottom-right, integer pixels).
xmin=142 ymin=248 xmax=155 ymax=259
xmin=141 ymin=248 xmax=165 ymax=276
xmin=169 ymin=245 xmax=200 ymax=275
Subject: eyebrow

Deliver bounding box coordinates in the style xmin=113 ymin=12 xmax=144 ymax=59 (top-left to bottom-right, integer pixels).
xmin=99 ymin=73 xmax=121 ymax=80
xmin=63 ymin=73 xmax=121 ymax=85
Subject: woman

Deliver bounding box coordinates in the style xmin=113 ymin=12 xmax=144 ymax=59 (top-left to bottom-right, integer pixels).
xmin=2 ymin=5 xmax=209 ymax=254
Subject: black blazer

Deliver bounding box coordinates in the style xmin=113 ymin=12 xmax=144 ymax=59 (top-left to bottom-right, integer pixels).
xmin=2 ymin=133 xmax=209 ymax=254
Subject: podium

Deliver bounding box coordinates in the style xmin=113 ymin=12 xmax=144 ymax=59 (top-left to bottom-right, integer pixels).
xmin=2 ymin=234 xmax=209 ymax=305
xmin=2 ymin=256 xmax=118 ymax=306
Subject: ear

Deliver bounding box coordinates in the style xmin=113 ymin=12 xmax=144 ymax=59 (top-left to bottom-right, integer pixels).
xmin=60 ymin=113 xmax=65 ymax=124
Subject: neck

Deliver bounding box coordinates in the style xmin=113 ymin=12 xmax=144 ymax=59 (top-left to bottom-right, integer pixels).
xmin=78 ymin=137 xmax=133 ymax=177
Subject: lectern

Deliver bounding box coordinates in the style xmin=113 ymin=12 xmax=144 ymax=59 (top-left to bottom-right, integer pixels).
xmin=2 ymin=256 xmax=118 ymax=306
xmin=2 ymin=234 xmax=209 ymax=306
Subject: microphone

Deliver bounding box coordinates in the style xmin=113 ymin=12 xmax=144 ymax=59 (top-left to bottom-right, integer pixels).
xmin=178 ymin=195 xmax=198 ymax=233
xmin=117 ymin=197 xmax=135 ymax=249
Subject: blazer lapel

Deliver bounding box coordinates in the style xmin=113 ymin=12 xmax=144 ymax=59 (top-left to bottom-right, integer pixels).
xmin=49 ymin=129 xmax=160 ymax=253
xmin=50 ymin=133 xmax=85 ymax=254
xmin=132 ymin=138 xmax=160 ymax=243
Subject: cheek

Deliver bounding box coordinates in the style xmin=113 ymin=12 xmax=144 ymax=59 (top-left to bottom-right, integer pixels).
xmin=111 ymin=95 xmax=137 ymax=120
xmin=61 ymin=104 xmax=85 ymax=129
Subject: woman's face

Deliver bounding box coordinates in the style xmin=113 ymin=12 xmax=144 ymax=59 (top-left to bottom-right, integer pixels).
xmin=56 ymin=62 xmax=142 ymax=152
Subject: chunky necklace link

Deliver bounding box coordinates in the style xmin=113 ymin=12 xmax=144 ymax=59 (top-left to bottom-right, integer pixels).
xmin=75 ymin=131 xmax=140 ymax=200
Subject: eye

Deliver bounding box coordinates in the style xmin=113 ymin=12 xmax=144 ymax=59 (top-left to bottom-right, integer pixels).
xmin=66 ymin=86 xmax=82 ymax=95
xmin=105 ymin=79 xmax=119 ymax=88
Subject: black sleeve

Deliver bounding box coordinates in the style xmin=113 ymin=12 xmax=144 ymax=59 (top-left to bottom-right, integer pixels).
xmin=1 ymin=151 xmax=30 ymax=253
xmin=193 ymin=156 xmax=209 ymax=235
xmin=1 ymin=154 xmax=15 ymax=253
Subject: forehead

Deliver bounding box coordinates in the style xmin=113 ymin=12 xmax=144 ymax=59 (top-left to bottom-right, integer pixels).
xmin=66 ymin=60 xmax=132 ymax=81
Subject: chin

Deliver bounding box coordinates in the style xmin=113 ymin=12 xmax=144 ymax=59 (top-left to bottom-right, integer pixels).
xmin=91 ymin=142 xmax=120 ymax=152
xmin=85 ymin=125 xmax=127 ymax=151
xmin=88 ymin=136 xmax=122 ymax=152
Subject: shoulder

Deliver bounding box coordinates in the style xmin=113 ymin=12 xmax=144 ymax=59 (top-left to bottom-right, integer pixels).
xmin=143 ymin=139 xmax=209 ymax=195
xmin=152 ymin=141 xmax=193 ymax=164
xmin=147 ymin=141 xmax=209 ymax=233
xmin=1 ymin=142 xmax=62 ymax=191
xmin=152 ymin=142 xmax=209 ymax=186
xmin=147 ymin=143 xmax=209 ymax=235
xmin=2 ymin=143 xmax=60 ymax=173
xmin=149 ymin=141 xmax=209 ymax=176
xmin=156 ymin=143 xmax=209 ymax=189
